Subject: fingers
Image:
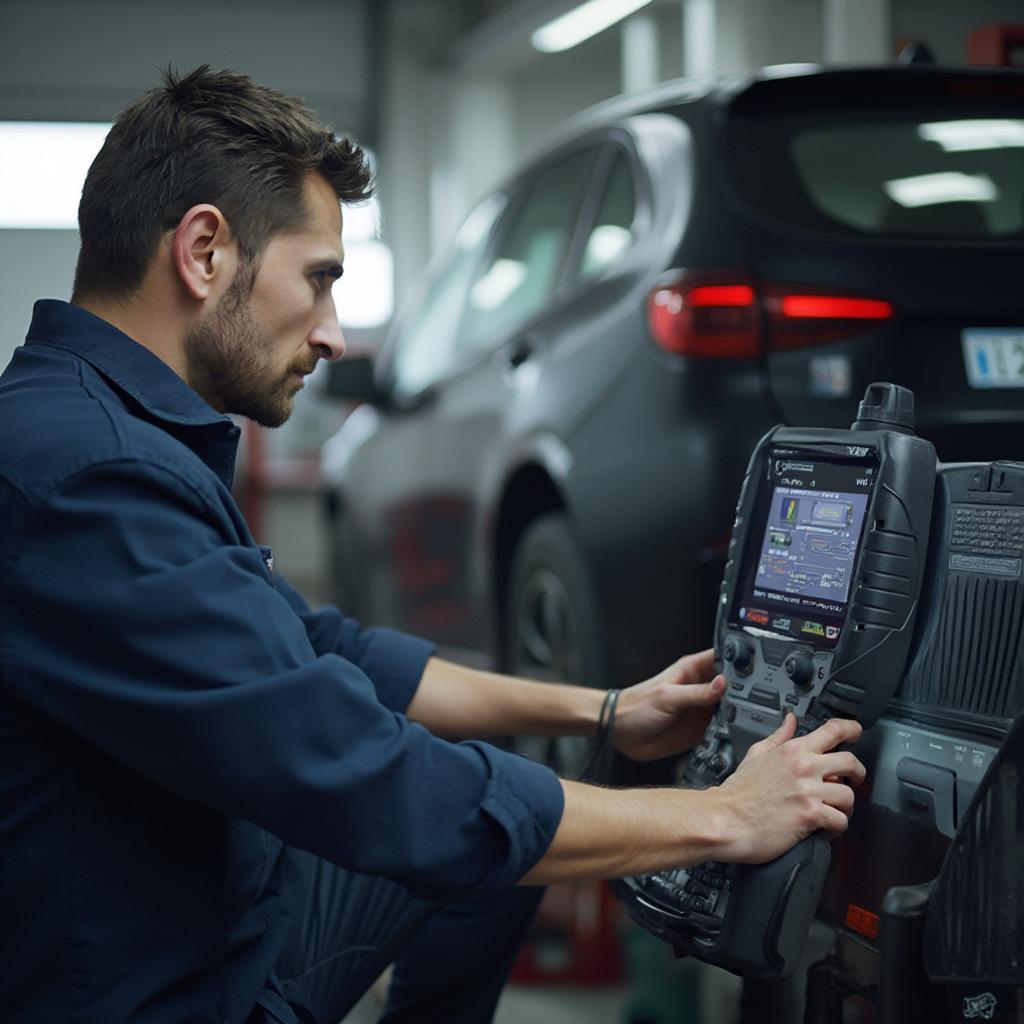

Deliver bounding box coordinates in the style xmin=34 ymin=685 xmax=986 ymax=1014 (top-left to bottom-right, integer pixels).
xmin=792 ymin=782 xmax=856 ymax=842
xmin=747 ymin=709 xmax=798 ymax=755
xmin=798 ymin=717 xmax=863 ymax=754
xmin=817 ymin=751 xmax=867 ymax=786
xmin=819 ymin=803 xmax=852 ymax=839
xmin=683 ymin=648 xmax=716 ymax=679
xmin=820 ymin=780 xmax=856 ymax=817
xmin=663 ymin=673 xmax=726 ymax=710
xmin=661 ymin=648 xmax=716 ymax=686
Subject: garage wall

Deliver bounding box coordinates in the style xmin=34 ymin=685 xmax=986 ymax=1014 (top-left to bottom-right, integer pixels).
xmin=0 ymin=231 xmax=79 ymax=363
xmin=0 ymin=0 xmax=369 ymax=128
xmin=0 ymin=0 xmax=372 ymax=369
xmin=894 ymin=0 xmax=1022 ymax=64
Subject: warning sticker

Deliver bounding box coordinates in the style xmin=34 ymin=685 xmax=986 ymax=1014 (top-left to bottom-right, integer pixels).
xmin=949 ymin=553 xmax=1022 ymax=578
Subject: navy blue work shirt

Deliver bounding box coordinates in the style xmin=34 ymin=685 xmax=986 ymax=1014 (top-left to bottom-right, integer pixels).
xmin=0 ymin=300 xmax=564 ymax=1024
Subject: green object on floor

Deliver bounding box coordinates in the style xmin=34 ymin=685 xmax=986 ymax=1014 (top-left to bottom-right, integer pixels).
xmin=621 ymin=923 xmax=700 ymax=1024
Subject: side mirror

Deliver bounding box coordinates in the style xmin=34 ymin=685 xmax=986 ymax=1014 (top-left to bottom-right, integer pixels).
xmin=324 ymin=355 xmax=389 ymax=406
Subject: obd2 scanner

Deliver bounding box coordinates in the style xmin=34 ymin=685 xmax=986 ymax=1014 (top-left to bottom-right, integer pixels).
xmin=613 ymin=383 xmax=936 ymax=979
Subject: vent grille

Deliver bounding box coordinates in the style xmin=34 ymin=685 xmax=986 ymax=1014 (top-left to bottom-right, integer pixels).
xmin=897 ymin=573 xmax=1024 ymax=719
xmin=925 ymin=749 xmax=1024 ymax=983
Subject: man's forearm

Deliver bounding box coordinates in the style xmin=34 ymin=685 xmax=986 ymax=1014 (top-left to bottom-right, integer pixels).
xmin=405 ymin=656 xmax=604 ymax=740
xmin=519 ymin=779 xmax=734 ymax=884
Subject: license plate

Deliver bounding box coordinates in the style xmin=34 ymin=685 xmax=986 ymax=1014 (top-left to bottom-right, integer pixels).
xmin=962 ymin=329 xmax=1024 ymax=389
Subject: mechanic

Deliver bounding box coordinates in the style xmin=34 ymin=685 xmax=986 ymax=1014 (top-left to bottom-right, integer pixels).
xmin=0 ymin=67 xmax=864 ymax=1024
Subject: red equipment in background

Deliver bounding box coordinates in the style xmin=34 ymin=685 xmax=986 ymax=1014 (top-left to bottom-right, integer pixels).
xmin=968 ymin=24 xmax=1024 ymax=66
xmin=511 ymin=881 xmax=623 ymax=987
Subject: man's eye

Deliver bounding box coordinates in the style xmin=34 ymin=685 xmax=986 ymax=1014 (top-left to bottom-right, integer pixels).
xmin=312 ymin=272 xmax=331 ymax=290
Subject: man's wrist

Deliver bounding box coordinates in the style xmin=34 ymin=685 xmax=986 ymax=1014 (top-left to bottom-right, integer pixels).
xmin=697 ymin=784 xmax=747 ymax=863
xmin=583 ymin=685 xmax=606 ymax=734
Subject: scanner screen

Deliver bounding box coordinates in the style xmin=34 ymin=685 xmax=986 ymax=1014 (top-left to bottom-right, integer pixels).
xmin=733 ymin=451 xmax=876 ymax=647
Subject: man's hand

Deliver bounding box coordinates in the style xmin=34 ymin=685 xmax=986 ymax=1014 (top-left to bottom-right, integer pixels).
xmin=614 ymin=648 xmax=726 ymax=761
xmin=520 ymin=712 xmax=866 ymax=885
xmin=713 ymin=714 xmax=866 ymax=864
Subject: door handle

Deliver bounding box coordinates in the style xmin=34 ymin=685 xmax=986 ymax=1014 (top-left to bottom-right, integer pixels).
xmin=498 ymin=336 xmax=534 ymax=371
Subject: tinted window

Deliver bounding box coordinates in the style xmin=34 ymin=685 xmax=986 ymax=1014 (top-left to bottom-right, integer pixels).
xmin=579 ymin=151 xmax=637 ymax=279
xmin=391 ymin=194 xmax=504 ymax=397
xmin=461 ymin=148 xmax=595 ymax=353
xmin=732 ymin=109 xmax=1024 ymax=240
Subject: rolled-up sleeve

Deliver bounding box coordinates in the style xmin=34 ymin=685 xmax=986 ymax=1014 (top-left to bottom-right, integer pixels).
xmin=6 ymin=457 xmax=563 ymax=899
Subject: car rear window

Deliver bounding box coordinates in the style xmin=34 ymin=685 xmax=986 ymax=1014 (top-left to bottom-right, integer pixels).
xmin=728 ymin=78 xmax=1024 ymax=241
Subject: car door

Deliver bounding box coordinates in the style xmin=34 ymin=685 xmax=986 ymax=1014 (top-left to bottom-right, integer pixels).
xmin=332 ymin=194 xmax=506 ymax=630
xmin=410 ymin=144 xmax=606 ymax=654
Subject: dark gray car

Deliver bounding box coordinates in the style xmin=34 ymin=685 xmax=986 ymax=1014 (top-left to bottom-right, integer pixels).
xmin=322 ymin=64 xmax=1024 ymax=754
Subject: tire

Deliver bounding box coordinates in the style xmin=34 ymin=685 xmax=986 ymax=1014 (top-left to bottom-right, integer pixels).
xmin=502 ymin=513 xmax=614 ymax=780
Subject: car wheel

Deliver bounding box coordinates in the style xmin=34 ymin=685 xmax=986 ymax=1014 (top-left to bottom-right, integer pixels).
xmin=503 ymin=514 xmax=613 ymax=779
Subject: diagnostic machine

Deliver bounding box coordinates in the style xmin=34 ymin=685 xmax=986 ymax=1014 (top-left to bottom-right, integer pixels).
xmin=613 ymin=382 xmax=936 ymax=978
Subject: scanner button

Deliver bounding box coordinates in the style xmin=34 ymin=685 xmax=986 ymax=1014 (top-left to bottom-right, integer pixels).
xmin=784 ymin=652 xmax=815 ymax=689
xmin=748 ymin=686 xmax=781 ymax=709
xmin=723 ymin=636 xmax=755 ymax=676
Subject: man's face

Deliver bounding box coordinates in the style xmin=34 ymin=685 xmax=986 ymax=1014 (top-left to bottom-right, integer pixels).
xmin=184 ymin=173 xmax=346 ymax=427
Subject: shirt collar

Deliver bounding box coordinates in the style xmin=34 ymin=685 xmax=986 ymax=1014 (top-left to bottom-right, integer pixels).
xmin=25 ymin=299 xmax=242 ymax=489
xmin=25 ymin=299 xmax=231 ymax=429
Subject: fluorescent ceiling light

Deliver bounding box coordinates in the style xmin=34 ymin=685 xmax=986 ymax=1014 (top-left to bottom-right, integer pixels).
xmin=532 ymin=0 xmax=654 ymax=53
xmin=0 ymin=121 xmax=111 ymax=229
xmin=884 ymin=171 xmax=997 ymax=208
xmin=918 ymin=119 xmax=1024 ymax=153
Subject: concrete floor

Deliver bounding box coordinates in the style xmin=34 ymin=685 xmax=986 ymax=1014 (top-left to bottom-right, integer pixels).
xmin=342 ymin=959 xmax=745 ymax=1024
xmin=338 ymin=917 xmax=845 ymax=1023
xmin=343 ymin=982 xmax=634 ymax=1024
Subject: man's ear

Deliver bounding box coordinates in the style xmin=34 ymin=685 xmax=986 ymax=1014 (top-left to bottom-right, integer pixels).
xmin=172 ymin=204 xmax=237 ymax=301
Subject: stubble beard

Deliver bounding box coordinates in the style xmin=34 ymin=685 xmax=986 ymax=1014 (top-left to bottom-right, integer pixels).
xmin=184 ymin=274 xmax=306 ymax=429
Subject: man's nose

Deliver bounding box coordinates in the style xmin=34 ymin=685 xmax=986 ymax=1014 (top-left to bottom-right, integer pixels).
xmin=309 ymin=308 xmax=346 ymax=361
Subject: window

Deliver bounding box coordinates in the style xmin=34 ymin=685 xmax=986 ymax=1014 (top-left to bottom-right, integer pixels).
xmin=391 ymin=194 xmax=505 ymax=398
xmin=460 ymin=148 xmax=596 ymax=354
xmin=579 ymin=151 xmax=637 ymax=279
xmin=792 ymin=119 xmax=1024 ymax=238
xmin=731 ymin=106 xmax=1024 ymax=240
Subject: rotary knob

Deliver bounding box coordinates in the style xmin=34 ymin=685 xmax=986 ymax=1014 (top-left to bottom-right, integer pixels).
xmin=722 ymin=636 xmax=755 ymax=676
xmin=784 ymin=652 xmax=815 ymax=690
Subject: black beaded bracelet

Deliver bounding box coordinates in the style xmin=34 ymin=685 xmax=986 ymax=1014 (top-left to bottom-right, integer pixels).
xmin=577 ymin=688 xmax=621 ymax=781
xmin=597 ymin=687 xmax=621 ymax=750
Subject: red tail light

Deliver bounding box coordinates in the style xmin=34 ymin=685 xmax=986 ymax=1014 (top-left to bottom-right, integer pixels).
xmin=647 ymin=272 xmax=896 ymax=358
xmin=766 ymin=287 xmax=895 ymax=351
xmin=647 ymin=273 xmax=759 ymax=358
xmin=779 ymin=295 xmax=894 ymax=319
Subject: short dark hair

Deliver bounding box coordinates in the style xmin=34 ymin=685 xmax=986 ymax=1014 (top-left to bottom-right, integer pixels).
xmin=72 ymin=66 xmax=373 ymax=301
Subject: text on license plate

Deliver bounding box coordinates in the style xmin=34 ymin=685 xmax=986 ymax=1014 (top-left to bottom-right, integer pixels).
xmin=962 ymin=329 xmax=1024 ymax=389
